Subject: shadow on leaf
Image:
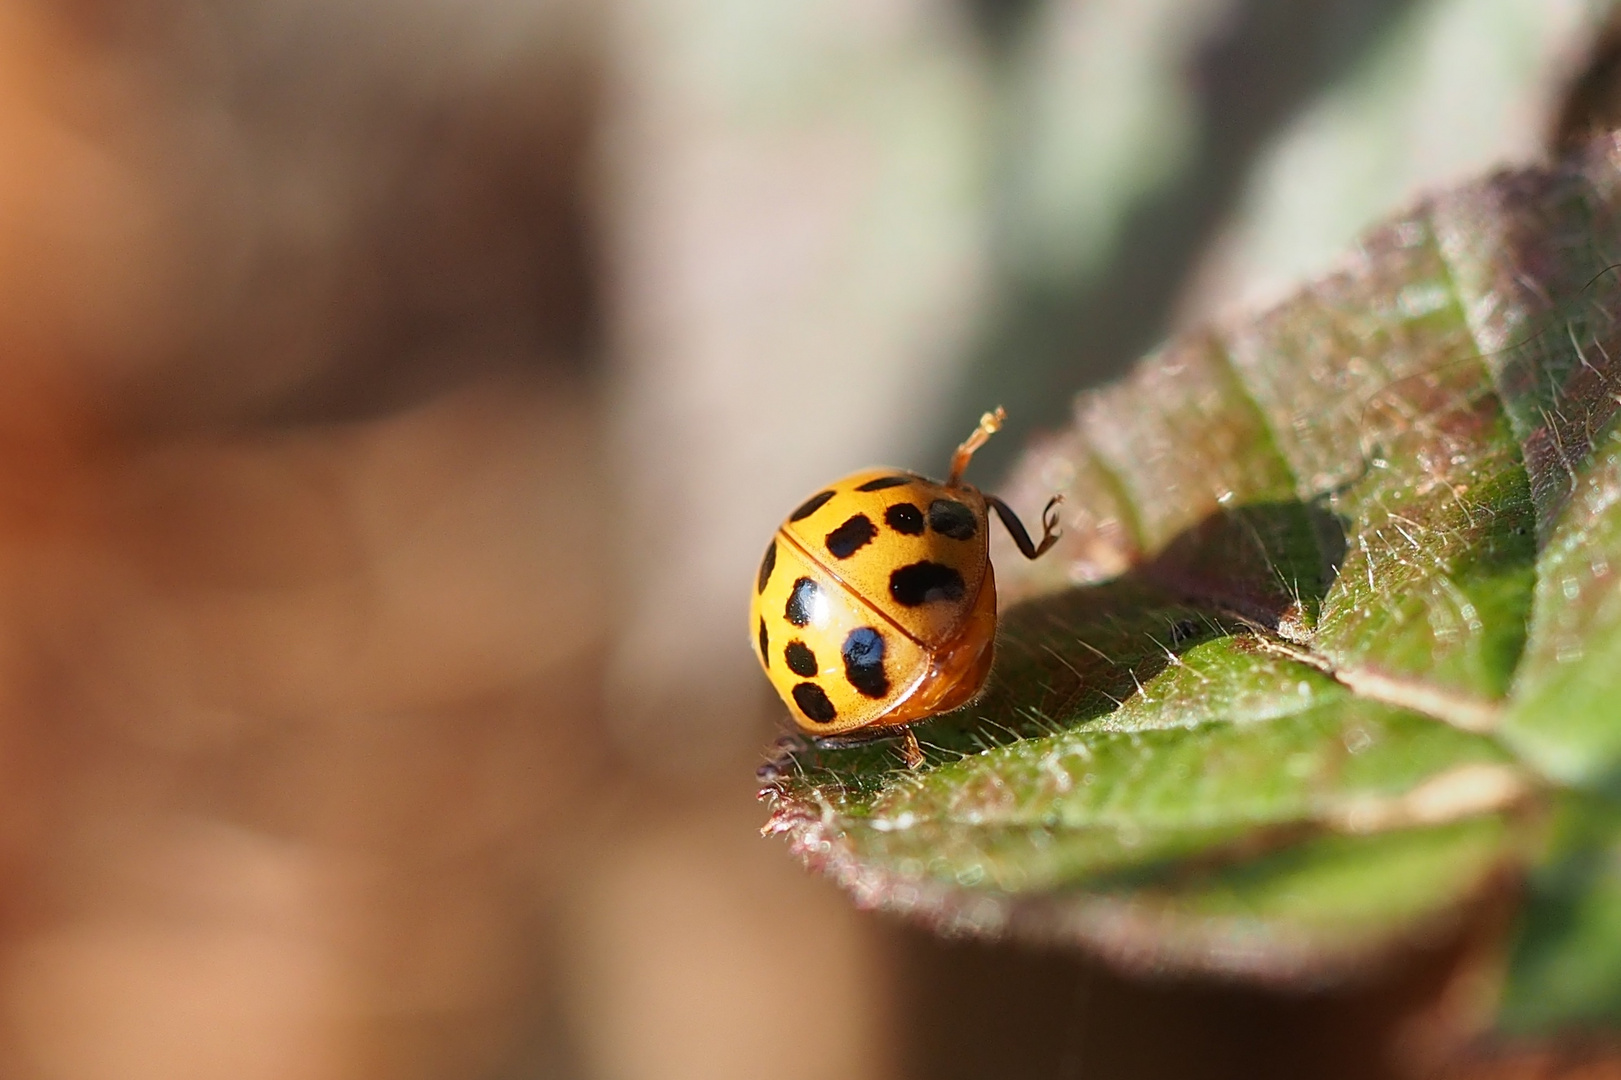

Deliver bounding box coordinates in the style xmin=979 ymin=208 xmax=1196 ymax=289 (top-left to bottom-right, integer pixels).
xmin=783 ymin=497 xmax=1346 ymax=780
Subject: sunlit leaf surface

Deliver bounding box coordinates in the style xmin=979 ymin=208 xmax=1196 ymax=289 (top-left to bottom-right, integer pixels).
xmin=760 ymin=137 xmax=1621 ymax=1029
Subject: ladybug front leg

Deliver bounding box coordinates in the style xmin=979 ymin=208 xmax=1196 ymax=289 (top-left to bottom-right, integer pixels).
xmin=985 ymin=494 xmax=1062 ymax=560
xmin=947 ymin=407 xmax=1006 ymax=486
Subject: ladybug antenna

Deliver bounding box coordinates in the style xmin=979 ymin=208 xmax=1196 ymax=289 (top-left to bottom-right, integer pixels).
xmin=947 ymin=406 xmax=1005 ymax=486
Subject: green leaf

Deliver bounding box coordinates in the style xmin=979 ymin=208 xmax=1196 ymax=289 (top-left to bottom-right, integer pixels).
xmin=1500 ymin=795 xmax=1621 ymax=1034
xmin=760 ymin=140 xmax=1621 ymax=1032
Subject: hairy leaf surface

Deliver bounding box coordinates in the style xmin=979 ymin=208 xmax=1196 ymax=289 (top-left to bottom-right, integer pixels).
xmin=760 ymin=139 xmax=1621 ymax=1030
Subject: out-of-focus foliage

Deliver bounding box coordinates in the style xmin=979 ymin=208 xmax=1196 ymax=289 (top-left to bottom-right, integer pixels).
xmin=763 ymin=136 xmax=1621 ymax=1036
xmin=943 ymin=0 xmax=1592 ymax=480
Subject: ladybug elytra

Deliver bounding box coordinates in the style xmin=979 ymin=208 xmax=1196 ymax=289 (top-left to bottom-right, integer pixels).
xmin=750 ymin=408 xmax=1060 ymax=767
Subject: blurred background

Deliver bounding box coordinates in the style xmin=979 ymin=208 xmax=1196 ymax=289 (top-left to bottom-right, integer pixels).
xmin=0 ymin=0 xmax=1608 ymax=1077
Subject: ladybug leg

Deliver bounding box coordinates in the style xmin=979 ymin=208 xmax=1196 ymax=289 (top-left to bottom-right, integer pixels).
xmin=947 ymin=406 xmax=1006 ymax=486
xmin=900 ymin=728 xmax=925 ymax=769
xmin=986 ymin=494 xmax=1062 ymax=560
xmin=815 ymin=727 xmax=926 ymax=769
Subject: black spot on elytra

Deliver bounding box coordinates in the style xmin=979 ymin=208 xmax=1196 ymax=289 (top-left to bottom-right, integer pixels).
xmin=825 ymin=514 xmax=877 ymax=559
xmin=792 ymin=682 xmax=837 ymax=723
xmin=928 ymin=498 xmax=978 ymax=541
xmin=842 ymin=627 xmax=889 ymax=699
xmin=789 ymin=490 xmax=836 ymax=522
xmin=785 ymin=640 xmax=819 ymax=677
xmin=758 ymin=618 xmax=769 ymax=665
xmin=885 ymin=502 xmax=925 ymax=536
xmin=757 ymin=538 xmax=777 ymax=593
xmin=855 ymin=475 xmax=913 ymax=492
xmin=786 ymin=577 xmax=820 ymax=627
xmin=890 ymin=561 xmax=966 ymax=606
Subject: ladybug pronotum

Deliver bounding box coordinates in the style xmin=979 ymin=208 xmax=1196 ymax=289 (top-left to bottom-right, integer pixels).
xmin=750 ymin=408 xmax=1060 ymax=768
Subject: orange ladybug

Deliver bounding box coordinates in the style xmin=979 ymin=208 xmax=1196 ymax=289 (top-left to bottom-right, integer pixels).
xmin=750 ymin=408 xmax=1060 ymax=767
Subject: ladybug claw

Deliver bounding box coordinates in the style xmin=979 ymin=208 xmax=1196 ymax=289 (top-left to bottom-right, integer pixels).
xmin=1040 ymin=495 xmax=1063 ymax=550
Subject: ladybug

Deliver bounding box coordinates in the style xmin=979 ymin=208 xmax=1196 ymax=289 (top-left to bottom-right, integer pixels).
xmin=750 ymin=408 xmax=1060 ymax=768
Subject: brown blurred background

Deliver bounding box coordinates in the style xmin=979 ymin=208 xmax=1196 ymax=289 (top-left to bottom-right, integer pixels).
xmin=0 ymin=1 xmax=1605 ymax=1078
